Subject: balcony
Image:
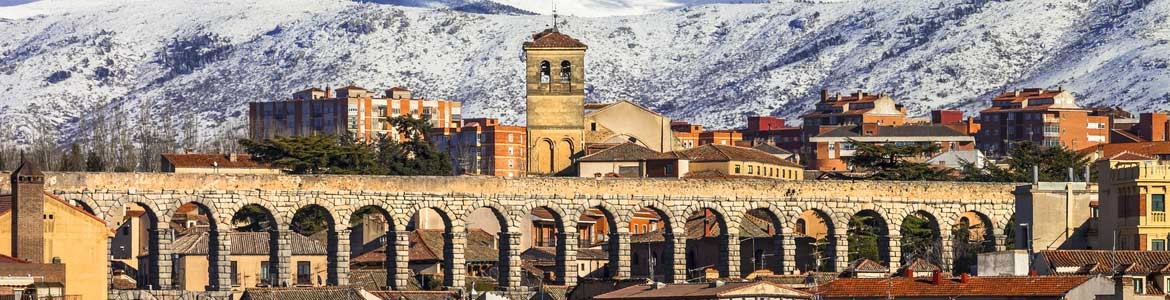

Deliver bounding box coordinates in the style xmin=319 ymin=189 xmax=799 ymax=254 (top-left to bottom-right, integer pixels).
xmin=1153 ymin=212 xmax=1166 ymax=223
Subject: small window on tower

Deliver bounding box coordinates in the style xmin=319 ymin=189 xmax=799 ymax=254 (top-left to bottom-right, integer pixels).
xmin=540 ymin=61 xmax=551 ymax=84
xmin=560 ymin=61 xmax=572 ymax=83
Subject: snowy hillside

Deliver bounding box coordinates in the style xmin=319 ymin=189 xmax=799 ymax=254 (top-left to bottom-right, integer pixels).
xmin=1 ymin=0 xmax=1169 ymax=147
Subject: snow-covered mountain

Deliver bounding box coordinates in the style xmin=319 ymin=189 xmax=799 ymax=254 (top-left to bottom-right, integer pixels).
xmin=1 ymin=0 xmax=1169 ymax=147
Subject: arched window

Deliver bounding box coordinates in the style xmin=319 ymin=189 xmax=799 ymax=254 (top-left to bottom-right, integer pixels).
xmin=560 ymin=61 xmax=572 ymax=83
xmin=540 ymin=61 xmax=551 ymax=84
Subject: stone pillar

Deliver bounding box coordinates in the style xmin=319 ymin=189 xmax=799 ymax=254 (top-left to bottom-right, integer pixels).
xmin=887 ymin=234 xmax=902 ymax=272
xmin=330 ymin=229 xmax=351 ymax=286
xmin=271 ymin=229 xmax=293 ymax=287
xmin=779 ymin=233 xmax=796 ymax=275
xmin=834 ymin=234 xmax=850 ymax=272
xmin=499 ymin=232 xmax=524 ymax=291
xmin=993 ymin=234 xmax=1009 ymax=252
xmin=390 ymin=231 xmax=411 ymax=290
xmin=612 ymin=232 xmax=631 ymax=279
xmin=557 ymin=232 xmax=579 ymax=287
xmin=940 ymin=235 xmax=955 ymax=273
xmin=722 ymin=233 xmax=740 ymax=278
xmin=445 ymin=231 xmax=467 ymax=291
xmin=107 ymin=236 xmax=115 ymax=292
xmin=152 ymin=227 xmax=174 ymax=289
xmin=667 ymin=233 xmax=687 ymax=283
xmin=213 ymin=229 xmax=233 ymax=291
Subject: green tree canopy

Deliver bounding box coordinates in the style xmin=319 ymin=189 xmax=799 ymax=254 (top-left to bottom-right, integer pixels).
xmin=961 ymin=141 xmax=1091 ymax=182
xmin=85 ymin=151 xmax=105 ymax=172
xmin=845 ymin=140 xmax=956 ymax=181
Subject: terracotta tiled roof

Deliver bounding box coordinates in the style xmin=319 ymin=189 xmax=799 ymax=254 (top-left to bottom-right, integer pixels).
xmin=847 ymin=258 xmax=889 ymax=273
xmin=387 ymin=87 xmax=410 ymax=92
xmin=1110 ymin=151 xmax=1156 ymax=161
xmin=631 ymin=230 xmax=665 ymax=244
xmin=814 ymin=124 xmax=969 ymax=139
xmin=162 ymin=153 xmax=274 ymax=169
xmin=1112 ymin=129 xmax=1147 ymax=143
xmin=580 ymin=143 xmax=678 ymax=162
xmin=172 ymin=231 xmax=326 ymax=256
xmin=676 ymin=144 xmax=802 ymax=168
xmin=577 ymin=248 xmax=608 ymax=261
xmin=522 ymin=247 xmax=557 ymax=264
xmin=1 ymin=192 xmax=108 ymax=226
xmin=339 ymin=85 xmax=367 ymax=91
xmin=1039 ymin=250 xmax=1170 ymax=275
xmin=1079 ymin=142 xmax=1170 ymax=161
xmin=410 ymin=229 xmax=445 ymax=262
xmin=366 ymin=290 xmax=459 ymax=300
xmin=595 ymin=281 xmax=810 ymax=299
xmin=991 ymin=88 xmax=1063 ymax=103
xmin=0 ymin=253 xmax=28 ymax=264
xmin=243 ymin=287 xmax=364 ymax=300
xmin=815 ymin=276 xmax=1097 ymax=298
xmin=898 ymin=258 xmax=941 ymax=274
xmin=523 ymin=28 xmax=587 ymax=49
xmin=752 ymin=143 xmax=793 ymax=156
xmin=348 ymin=269 xmax=387 ymax=290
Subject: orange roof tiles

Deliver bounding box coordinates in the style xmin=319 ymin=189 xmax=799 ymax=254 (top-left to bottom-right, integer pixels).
xmin=1080 ymin=141 xmax=1170 ymax=161
xmin=596 ymin=281 xmax=810 ymax=299
xmin=523 ymin=28 xmax=588 ymax=49
xmin=815 ymin=276 xmax=1095 ymax=298
xmin=0 ymin=253 xmax=28 ymax=264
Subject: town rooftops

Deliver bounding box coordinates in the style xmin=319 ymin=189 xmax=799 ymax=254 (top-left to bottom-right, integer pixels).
xmin=366 ymin=290 xmax=459 ymax=300
xmin=350 ymin=229 xmax=498 ymax=265
xmin=595 ymin=281 xmax=811 ymax=299
xmin=982 ymin=88 xmax=1084 ymax=112
xmin=1079 ymin=141 xmax=1170 ymax=161
xmin=0 ymin=253 xmax=28 ymax=264
xmin=241 ymin=287 xmax=364 ymax=300
xmin=162 ymin=153 xmax=273 ymax=169
xmin=171 ymin=230 xmax=327 ymax=256
xmin=752 ymin=143 xmax=793 ymax=156
xmin=580 ymin=143 xmax=681 ymax=162
xmin=523 ymin=28 xmax=588 ymax=49
xmin=677 ymin=144 xmax=802 ymax=168
xmin=1038 ymin=250 xmax=1170 ymax=275
xmin=846 ymin=258 xmax=890 ymax=273
xmin=814 ymin=276 xmax=1101 ymax=299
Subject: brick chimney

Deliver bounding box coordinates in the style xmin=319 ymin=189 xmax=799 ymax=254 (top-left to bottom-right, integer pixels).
xmin=324 ymin=85 xmax=332 ymax=99
xmin=959 ymin=273 xmax=970 ymax=284
xmin=820 ymin=89 xmax=829 ymax=102
xmin=931 ymin=270 xmax=943 ymax=285
xmin=902 ymin=268 xmax=914 ymax=278
xmin=11 ymin=157 xmax=45 ymax=263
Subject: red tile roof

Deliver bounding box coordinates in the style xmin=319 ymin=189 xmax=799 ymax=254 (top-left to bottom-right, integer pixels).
xmin=162 ymin=153 xmax=274 ymax=169
xmin=596 ymin=281 xmax=811 ymax=299
xmin=814 ymin=276 xmax=1097 ymax=298
xmin=677 ymin=144 xmax=802 ymax=168
xmin=0 ymin=253 xmax=28 ymax=264
xmin=1080 ymin=142 xmax=1170 ymax=161
xmin=523 ymin=28 xmax=587 ymax=49
xmin=1038 ymin=250 xmax=1170 ymax=275
xmin=992 ymin=88 xmax=1064 ymax=103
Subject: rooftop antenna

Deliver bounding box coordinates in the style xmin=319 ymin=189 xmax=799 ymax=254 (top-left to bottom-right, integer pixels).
xmin=551 ymin=0 xmax=560 ymax=31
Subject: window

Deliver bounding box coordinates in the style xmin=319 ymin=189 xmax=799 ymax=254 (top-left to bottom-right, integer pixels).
xmin=748 ymin=165 xmax=754 ymax=175
xmin=1134 ymin=278 xmax=1145 ymax=294
xmin=508 ymin=134 xmax=515 ymax=142
xmin=508 ymin=160 xmax=514 ymax=168
xmin=508 ymin=147 xmax=515 ymax=155
xmin=539 ymin=61 xmax=551 ymax=83
xmin=260 ymin=261 xmax=271 ymax=286
xmin=560 ymin=61 xmax=572 ymax=83
xmin=735 ymin=165 xmax=741 ymax=174
xmin=231 ymin=261 xmax=239 ymax=286
xmin=1154 ymin=194 xmax=1165 ymax=212
xmin=1154 ymin=239 xmax=1166 ymax=251
xmin=297 ymin=261 xmax=311 ymax=285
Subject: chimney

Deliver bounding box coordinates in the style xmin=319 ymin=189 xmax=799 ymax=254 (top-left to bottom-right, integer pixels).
xmin=959 ymin=273 xmax=970 ymax=284
xmin=902 ymin=268 xmax=914 ymax=278
xmin=835 ymin=93 xmax=842 ymax=101
xmin=820 ymin=89 xmax=829 ymax=102
xmin=1029 ymin=269 xmax=1038 ymax=277
xmin=325 ymin=85 xmax=332 ymax=99
xmin=709 ymin=280 xmax=725 ymax=288
xmin=11 ymin=157 xmax=45 ymax=263
xmin=856 ymin=90 xmax=864 ymax=97
xmin=931 ymin=270 xmax=943 ymax=285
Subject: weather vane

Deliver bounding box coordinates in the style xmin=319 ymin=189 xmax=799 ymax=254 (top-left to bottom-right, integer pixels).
xmin=551 ymin=0 xmax=560 ymax=31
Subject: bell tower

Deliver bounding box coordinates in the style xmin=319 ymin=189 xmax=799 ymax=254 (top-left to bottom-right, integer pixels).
xmin=523 ymin=26 xmax=587 ymax=176
xmin=11 ymin=157 xmax=45 ymax=263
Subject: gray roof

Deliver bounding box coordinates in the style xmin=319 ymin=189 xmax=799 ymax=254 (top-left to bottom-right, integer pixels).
xmin=752 ymin=144 xmax=793 ymax=156
xmin=816 ymin=125 xmax=967 ymax=138
xmin=172 ymin=231 xmax=327 ymax=256
xmin=242 ymin=288 xmax=364 ymax=300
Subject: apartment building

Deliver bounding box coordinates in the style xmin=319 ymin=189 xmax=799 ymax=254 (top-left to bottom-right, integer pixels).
xmin=976 ymin=88 xmax=1109 ymax=155
xmin=807 ymin=124 xmax=975 ymax=171
xmin=431 ymin=118 xmax=527 ymax=177
xmin=670 ymin=122 xmax=703 ymax=149
xmin=698 ymin=130 xmax=743 ymax=146
xmin=248 ymin=86 xmax=462 ymax=141
xmin=1098 ymin=159 xmax=1170 ymax=251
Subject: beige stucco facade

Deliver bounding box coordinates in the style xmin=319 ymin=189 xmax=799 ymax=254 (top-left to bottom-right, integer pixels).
xmin=689 ymin=160 xmax=804 ymax=180
xmin=584 ymin=100 xmax=681 ymax=152
xmin=177 ymin=254 xmax=328 ymax=296
xmin=1099 ymin=160 xmax=1170 ymax=251
xmin=0 ymin=195 xmax=111 ymax=300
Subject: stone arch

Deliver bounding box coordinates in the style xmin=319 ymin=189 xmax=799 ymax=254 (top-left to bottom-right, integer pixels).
xmin=627 ymin=201 xmax=675 ymax=282
xmin=533 ymin=138 xmax=555 ymax=176
xmin=559 ymin=60 xmax=572 ymax=82
xmin=291 ymin=204 xmax=340 ymax=286
xmin=109 ymin=200 xmax=163 ymax=290
xmin=952 ymin=210 xmax=996 ymax=274
xmin=348 ymin=204 xmax=399 ymax=288
xmin=847 ymin=209 xmax=892 ymax=266
xmin=899 ymin=210 xmax=943 ymax=267
xmin=554 ymin=138 xmax=576 ymax=176
xmin=575 ymin=203 xmax=620 ymax=279
xmin=166 ymin=200 xmax=229 ymax=291
xmin=739 ymin=207 xmax=785 ymax=278
xmin=406 ymin=204 xmax=459 ymax=289
xmin=682 ymin=205 xmax=732 ymax=279
xmin=464 ymin=204 xmax=512 ymax=284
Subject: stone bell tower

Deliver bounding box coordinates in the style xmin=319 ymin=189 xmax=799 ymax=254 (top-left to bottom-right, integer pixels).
xmin=523 ymin=25 xmax=587 ymax=176
xmin=11 ymin=157 xmax=45 ymax=263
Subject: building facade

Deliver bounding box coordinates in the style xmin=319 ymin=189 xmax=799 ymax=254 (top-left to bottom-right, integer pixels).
xmin=807 ymin=124 xmax=976 ymax=171
xmin=431 ymin=118 xmax=527 ymax=177
xmin=524 ymin=28 xmax=587 ymax=176
xmin=1099 ymin=160 xmax=1170 ymax=250
xmin=976 ymin=88 xmax=1109 ymax=155
xmin=248 ymin=86 xmax=462 ymax=141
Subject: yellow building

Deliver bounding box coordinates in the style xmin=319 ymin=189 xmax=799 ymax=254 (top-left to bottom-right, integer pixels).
xmin=170 ymin=229 xmax=329 ymax=295
xmin=678 ymin=144 xmax=804 ymax=180
xmin=524 ymin=27 xmax=587 ymax=176
xmin=0 ymin=160 xmax=111 ymax=300
xmin=1098 ymin=157 xmax=1170 ymax=250
xmin=584 ymin=100 xmax=682 ymax=152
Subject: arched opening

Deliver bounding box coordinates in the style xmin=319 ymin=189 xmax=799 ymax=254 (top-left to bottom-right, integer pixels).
xmin=900 ymin=211 xmax=942 ymax=267
xmin=347 ymin=205 xmax=394 ymax=289
xmin=629 ymin=207 xmax=670 ymax=282
xmin=685 ymin=208 xmax=728 ymax=279
xmin=231 ymin=204 xmax=279 ymax=287
xmin=522 ymin=207 xmax=565 ymax=287
xmin=169 ymin=202 xmax=220 ymax=291
xmin=465 ymin=207 xmax=509 ymax=291
xmin=534 ymin=139 xmax=554 ymax=176
xmin=739 ymin=209 xmax=783 ymax=277
xmin=553 ymin=139 xmax=575 ymax=176
xmin=794 ymin=210 xmax=834 ymax=273
xmin=407 ymin=208 xmax=454 ymax=290
xmin=290 ymin=205 xmax=335 ymax=286
xmin=110 ymin=202 xmax=159 ymax=290
xmin=576 ymin=207 xmax=617 ymax=279
xmin=559 ymin=61 xmax=571 ymax=83
xmin=848 ymin=210 xmax=890 ymax=266
xmin=953 ymin=211 xmax=995 ymax=275
xmin=539 ymin=61 xmax=551 ymax=84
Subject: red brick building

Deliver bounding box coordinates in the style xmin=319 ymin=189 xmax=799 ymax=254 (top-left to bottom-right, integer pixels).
xmin=800 ymin=90 xmax=908 ymax=164
xmin=431 ymin=118 xmax=527 ymax=177
xmin=976 ymin=88 xmax=1109 ymax=155
xmin=807 ymin=124 xmax=975 ymax=171
xmin=742 ymin=116 xmax=803 ymax=152
xmin=249 ymin=86 xmax=462 ymax=141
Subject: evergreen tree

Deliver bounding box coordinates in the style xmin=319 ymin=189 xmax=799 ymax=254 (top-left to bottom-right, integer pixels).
xmin=85 ymin=151 xmax=106 ymax=172
xmin=900 ymin=214 xmax=938 ymax=264
xmin=845 ymin=139 xmax=955 ymax=181
xmin=961 ymin=141 xmax=1090 ymax=182
xmin=62 ymin=144 xmax=84 ymax=171
xmin=847 ymin=214 xmax=881 ymax=263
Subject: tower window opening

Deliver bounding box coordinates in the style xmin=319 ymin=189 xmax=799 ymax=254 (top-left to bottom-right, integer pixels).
xmin=540 ymin=61 xmax=551 ymax=84
xmin=560 ymin=61 xmax=572 ymax=83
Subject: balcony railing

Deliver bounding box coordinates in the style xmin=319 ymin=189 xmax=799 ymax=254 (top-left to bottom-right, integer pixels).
xmin=1153 ymin=212 xmax=1166 ymax=223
